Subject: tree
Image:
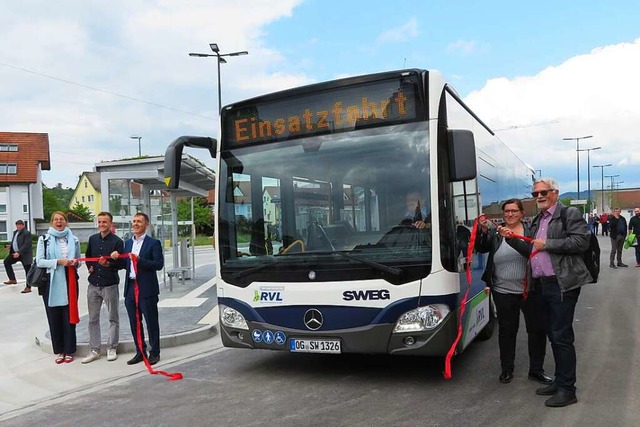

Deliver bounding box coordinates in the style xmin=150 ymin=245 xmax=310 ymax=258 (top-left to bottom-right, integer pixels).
xmin=69 ymin=202 xmax=94 ymax=221
xmin=176 ymin=197 xmax=214 ymax=235
xmin=43 ymin=185 xmax=70 ymax=220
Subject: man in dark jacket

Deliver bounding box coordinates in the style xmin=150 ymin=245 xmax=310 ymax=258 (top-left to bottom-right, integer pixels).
xmin=82 ymin=212 xmax=125 ymax=364
xmin=3 ymin=220 xmax=32 ymax=293
xmin=529 ymin=178 xmax=590 ymax=408
xmin=608 ymin=208 xmax=627 ymax=268
xmin=628 ymin=207 xmax=640 ymax=267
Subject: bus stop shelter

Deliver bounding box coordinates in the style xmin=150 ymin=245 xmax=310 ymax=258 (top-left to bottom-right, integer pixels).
xmin=95 ymin=155 xmax=215 ymax=289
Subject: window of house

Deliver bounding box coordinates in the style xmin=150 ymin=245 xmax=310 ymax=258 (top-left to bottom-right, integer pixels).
xmin=84 ymin=180 xmax=88 ymax=188
xmin=82 ymin=196 xmax=85 ymax=202
xmin=0 ymin=221 xmax=7 ymax=241
xmin=88 ymin=195 xmax=94 ymax=202
xmin=0 ymin=144 xmax=18 ymax=152
xmin=0 ymin=164 xmax=17 ymax=174
xmin=21 ymin=192 xmax=28 ymax=213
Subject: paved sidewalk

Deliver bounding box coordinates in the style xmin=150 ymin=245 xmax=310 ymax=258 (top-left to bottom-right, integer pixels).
xmin=0 ymin=249 xmax=220 ymax=418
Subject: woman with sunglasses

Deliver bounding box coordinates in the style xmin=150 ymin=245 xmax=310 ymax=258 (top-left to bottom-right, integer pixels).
xmin=475 ymin=199 xmax=552 ymax=385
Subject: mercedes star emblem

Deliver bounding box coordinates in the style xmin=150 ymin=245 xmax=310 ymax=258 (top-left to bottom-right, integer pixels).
xmin=303 ymin=308 xmax=323 ymax=330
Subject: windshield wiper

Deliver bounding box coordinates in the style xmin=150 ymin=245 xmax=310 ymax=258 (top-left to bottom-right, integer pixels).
xmin=230 ymin=260 xmax=279 ymax=280
xmin=301 ymin=250 xmax=402 ymax=278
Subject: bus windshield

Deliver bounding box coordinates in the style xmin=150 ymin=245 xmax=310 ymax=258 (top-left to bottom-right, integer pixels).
xmin=218 ymin=121 xmax=432 ymax=286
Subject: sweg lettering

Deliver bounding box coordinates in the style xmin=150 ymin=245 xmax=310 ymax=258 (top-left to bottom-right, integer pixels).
xmin=234 ymin=92 xmax=409 ymax=143
xmin=342 ymin=289 xmax=390 ymax=301
xmin=253 ymin=290 xmax=283 ymax=302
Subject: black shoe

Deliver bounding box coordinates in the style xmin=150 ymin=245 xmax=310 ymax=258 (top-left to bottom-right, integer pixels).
xmin=610 ymin=263 xmax=617 ymax=269
xmin=528 ymin=371 xmax=553 ymax=384
xmin=544 ymin=390 xmax=577 ymax=407
xmin=617 ymin=263 xmax=628 ymax=268
xmin=536 ymin=382 xmax=558 ymax=395
xmin=499 ymin=370 xmax=513 ymax=383
xmin=126 ymin=353 xmax=145 ymax=365
xmin=148 ymin=354 xmax=160 ymax=365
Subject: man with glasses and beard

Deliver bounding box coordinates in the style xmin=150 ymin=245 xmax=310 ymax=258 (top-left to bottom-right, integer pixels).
xmin=527 ymin=178 xmax=591 ymax=408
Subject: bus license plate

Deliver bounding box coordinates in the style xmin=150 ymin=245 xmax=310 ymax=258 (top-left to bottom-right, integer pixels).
xmin=290 ymin=338 xmax=341 ymax=354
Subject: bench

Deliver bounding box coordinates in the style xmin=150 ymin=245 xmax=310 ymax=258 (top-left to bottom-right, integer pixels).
xmin=166 ymin=267 xmax=191 ymax=291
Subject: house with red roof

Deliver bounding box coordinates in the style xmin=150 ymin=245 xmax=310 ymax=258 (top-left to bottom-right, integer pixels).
xmin=0 ymin=132 xmax=50 ymax=240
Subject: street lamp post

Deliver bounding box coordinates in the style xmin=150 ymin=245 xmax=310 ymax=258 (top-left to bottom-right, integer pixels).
xmin=593 ymin=163 xmax=612 ymax=212
xmin=130 ymin=135 xmax=142 ymax=157
xmin=563 ymin=135 xmax=593 ymax=199
xmin=577 ymin=146 xmax=600 ymax=211
xmin=189 ymin=43 xmax=249 ymax=115
xmin=605 ymin=174 xmax=620 ymax=210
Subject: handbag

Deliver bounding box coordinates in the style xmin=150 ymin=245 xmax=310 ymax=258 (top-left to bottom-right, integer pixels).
xmin=624 ymin=233 xmax=637 ymax=249
xmin=26 ymin=235 xmax=50 ymax=288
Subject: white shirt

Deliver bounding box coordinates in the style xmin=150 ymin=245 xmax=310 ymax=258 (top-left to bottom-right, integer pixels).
xmin=129 ymin=234 xmax=146 ymax=279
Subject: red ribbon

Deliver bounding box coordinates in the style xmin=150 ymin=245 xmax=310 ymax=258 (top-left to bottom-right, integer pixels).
xmin=443 ymin=217 xmax=479 ymax=379
xmin=443 ymin=215 xmax=539 ymax=379
xmin=73 ymin=253 xmax=183 ymax=381
xmin=67 ymin=267 xmax=80 ymax=325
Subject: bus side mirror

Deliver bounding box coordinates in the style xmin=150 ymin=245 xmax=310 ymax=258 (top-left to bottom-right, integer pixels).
xmin=164 ymin=136 xmax=217 ymax=189
xmin=447 ymin=129 xmax=477 ymax=182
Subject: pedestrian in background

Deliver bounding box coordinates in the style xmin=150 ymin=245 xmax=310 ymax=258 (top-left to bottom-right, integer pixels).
xmin=600 ymin=212 xmax=609 ymax=236
xmin=121 ymin=212 xmax=164 ymax=366
xmin=475 ymin=199 xmax=551 ymax=386
xmin=529 ymin=178 xmax=591 ymax=408
xmin=3 ymin=219 xmax=33 ymax=293
xmin=82 ymin=212 xmax=125 ymax=364
xmin=628 ymin=207 xmax=640 ymax=267
xmin=35 ymin=212 xmax=81 ymax=364
xmin=608 ymin=208 xmax=627 ymax=268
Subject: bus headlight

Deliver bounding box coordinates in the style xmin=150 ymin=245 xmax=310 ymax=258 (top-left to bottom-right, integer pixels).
xmin=220 ymin=305 xmax=249 ymax=330
xmin=393 ymin=304 xmax=450 ymax=333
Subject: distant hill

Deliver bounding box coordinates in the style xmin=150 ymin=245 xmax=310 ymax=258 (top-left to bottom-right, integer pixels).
xmin=559 ymin=191 xmax=591 ymax=200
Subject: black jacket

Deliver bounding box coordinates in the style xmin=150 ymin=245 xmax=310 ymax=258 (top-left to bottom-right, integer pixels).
xmin=85 ymin=232 xmax=126 ymax=286
xmin=609 ymin=215 xmax=627 ymax=239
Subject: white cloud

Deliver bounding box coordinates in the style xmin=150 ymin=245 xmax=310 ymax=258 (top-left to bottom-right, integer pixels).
xmin=464 ymin=38 xmax=640 ymax=192
xmin=0 ymin=0 xmax=306 ymax=187
xmin=446 ymin=40 xmax=479 ymax=55
xmin=376 ymin=17 xmax=419 ymax=44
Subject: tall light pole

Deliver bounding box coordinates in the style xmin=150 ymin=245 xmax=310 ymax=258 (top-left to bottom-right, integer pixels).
xmin=563 ymin=135 xmax=592 ymax=198
xmin=593 ymin=163 xmax=612 ymax=212
xmin=130 ymin=135 xmax=142 ymax=157
xmin=577 ymin=146 xmax=600 ymax=211
xmin=189 ymin=43 xmax=249 ymax=115
xmin=605 ymin=174 xmax=620 ymax=210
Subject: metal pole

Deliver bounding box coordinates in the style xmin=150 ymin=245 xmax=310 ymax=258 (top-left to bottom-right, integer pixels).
xmin=216 ymin=54 xmax=222 ymax=115
xmin=601 ymin=167 xmax=604 ymax=211
xmin=576 ymin=140 xmax=580 ymax=198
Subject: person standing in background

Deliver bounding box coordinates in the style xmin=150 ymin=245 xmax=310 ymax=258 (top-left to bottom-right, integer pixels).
xmin=628 ymin=208 xmax=640 ymax=267
xmin=608 ymin=208 xmax=627 ymax=268
xmin=3 ymin=219 xmax=33 ymax=293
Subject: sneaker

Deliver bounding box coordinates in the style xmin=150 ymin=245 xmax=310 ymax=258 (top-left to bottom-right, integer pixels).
xmin=107 ymin=348 xmax=117 ymax=362
xmin=617 ymin=263 xmax=628 ymax=268
xmin=82 ymin=350 xmax=101 ymax=364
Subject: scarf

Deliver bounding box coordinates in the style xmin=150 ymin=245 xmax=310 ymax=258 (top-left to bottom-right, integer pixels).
xmin=46 ymin=226 xmax=77 ymax=307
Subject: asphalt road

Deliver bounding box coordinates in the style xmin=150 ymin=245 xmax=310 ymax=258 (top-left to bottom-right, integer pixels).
xmin=3 ymin=236 xmax=640 ymax=426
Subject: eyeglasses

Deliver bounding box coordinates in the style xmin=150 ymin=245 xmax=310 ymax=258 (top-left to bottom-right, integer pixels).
xmin=531 ymin=190 xmax=554 ymax=197
xmin=503 ymin=210 xmax=521 ymax=215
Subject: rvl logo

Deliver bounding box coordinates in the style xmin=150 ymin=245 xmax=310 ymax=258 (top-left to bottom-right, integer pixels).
xmin=254 ymin=290 xmax=283 ymax=302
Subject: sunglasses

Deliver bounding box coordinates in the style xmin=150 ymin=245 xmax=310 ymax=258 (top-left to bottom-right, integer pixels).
xmin=531 ymin=190 xmax=555 ymax=198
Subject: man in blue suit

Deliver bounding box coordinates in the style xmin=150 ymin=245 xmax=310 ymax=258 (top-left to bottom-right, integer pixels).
xmin=121 ymin=212 xmax=164 ymax=365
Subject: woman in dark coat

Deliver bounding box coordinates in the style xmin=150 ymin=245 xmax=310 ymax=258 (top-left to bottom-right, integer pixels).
xmin=475 ymin=199 xmax=552 ymax=385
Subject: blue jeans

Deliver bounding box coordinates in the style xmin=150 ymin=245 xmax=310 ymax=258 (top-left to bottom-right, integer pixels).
xmin=539 ymin=281 xmax=581 ymax=394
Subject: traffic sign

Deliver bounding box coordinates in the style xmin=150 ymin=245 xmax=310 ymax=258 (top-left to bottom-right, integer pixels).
xmin=570 ymin=199 xmax=588 ymax=205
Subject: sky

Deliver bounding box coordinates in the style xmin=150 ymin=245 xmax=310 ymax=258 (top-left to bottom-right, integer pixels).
xmin=1 ymin=0 xmax=639 ymax=198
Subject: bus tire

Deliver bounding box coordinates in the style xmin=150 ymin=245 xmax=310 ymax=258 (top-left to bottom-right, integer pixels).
xmin=476 ymin=295 xmax=496 ymax=341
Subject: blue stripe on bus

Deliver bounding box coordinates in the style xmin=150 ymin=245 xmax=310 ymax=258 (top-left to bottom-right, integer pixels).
xmin=219 ymin=294 xmax=459 ymax=331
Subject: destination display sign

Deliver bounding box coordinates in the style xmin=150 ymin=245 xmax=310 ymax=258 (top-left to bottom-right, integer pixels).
xmin=222 ymin=74 xmax=423 ymax=148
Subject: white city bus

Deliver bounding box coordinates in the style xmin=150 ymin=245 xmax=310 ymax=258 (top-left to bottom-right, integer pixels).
xmin=164 ymin=69 xmax=533 ymax=359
